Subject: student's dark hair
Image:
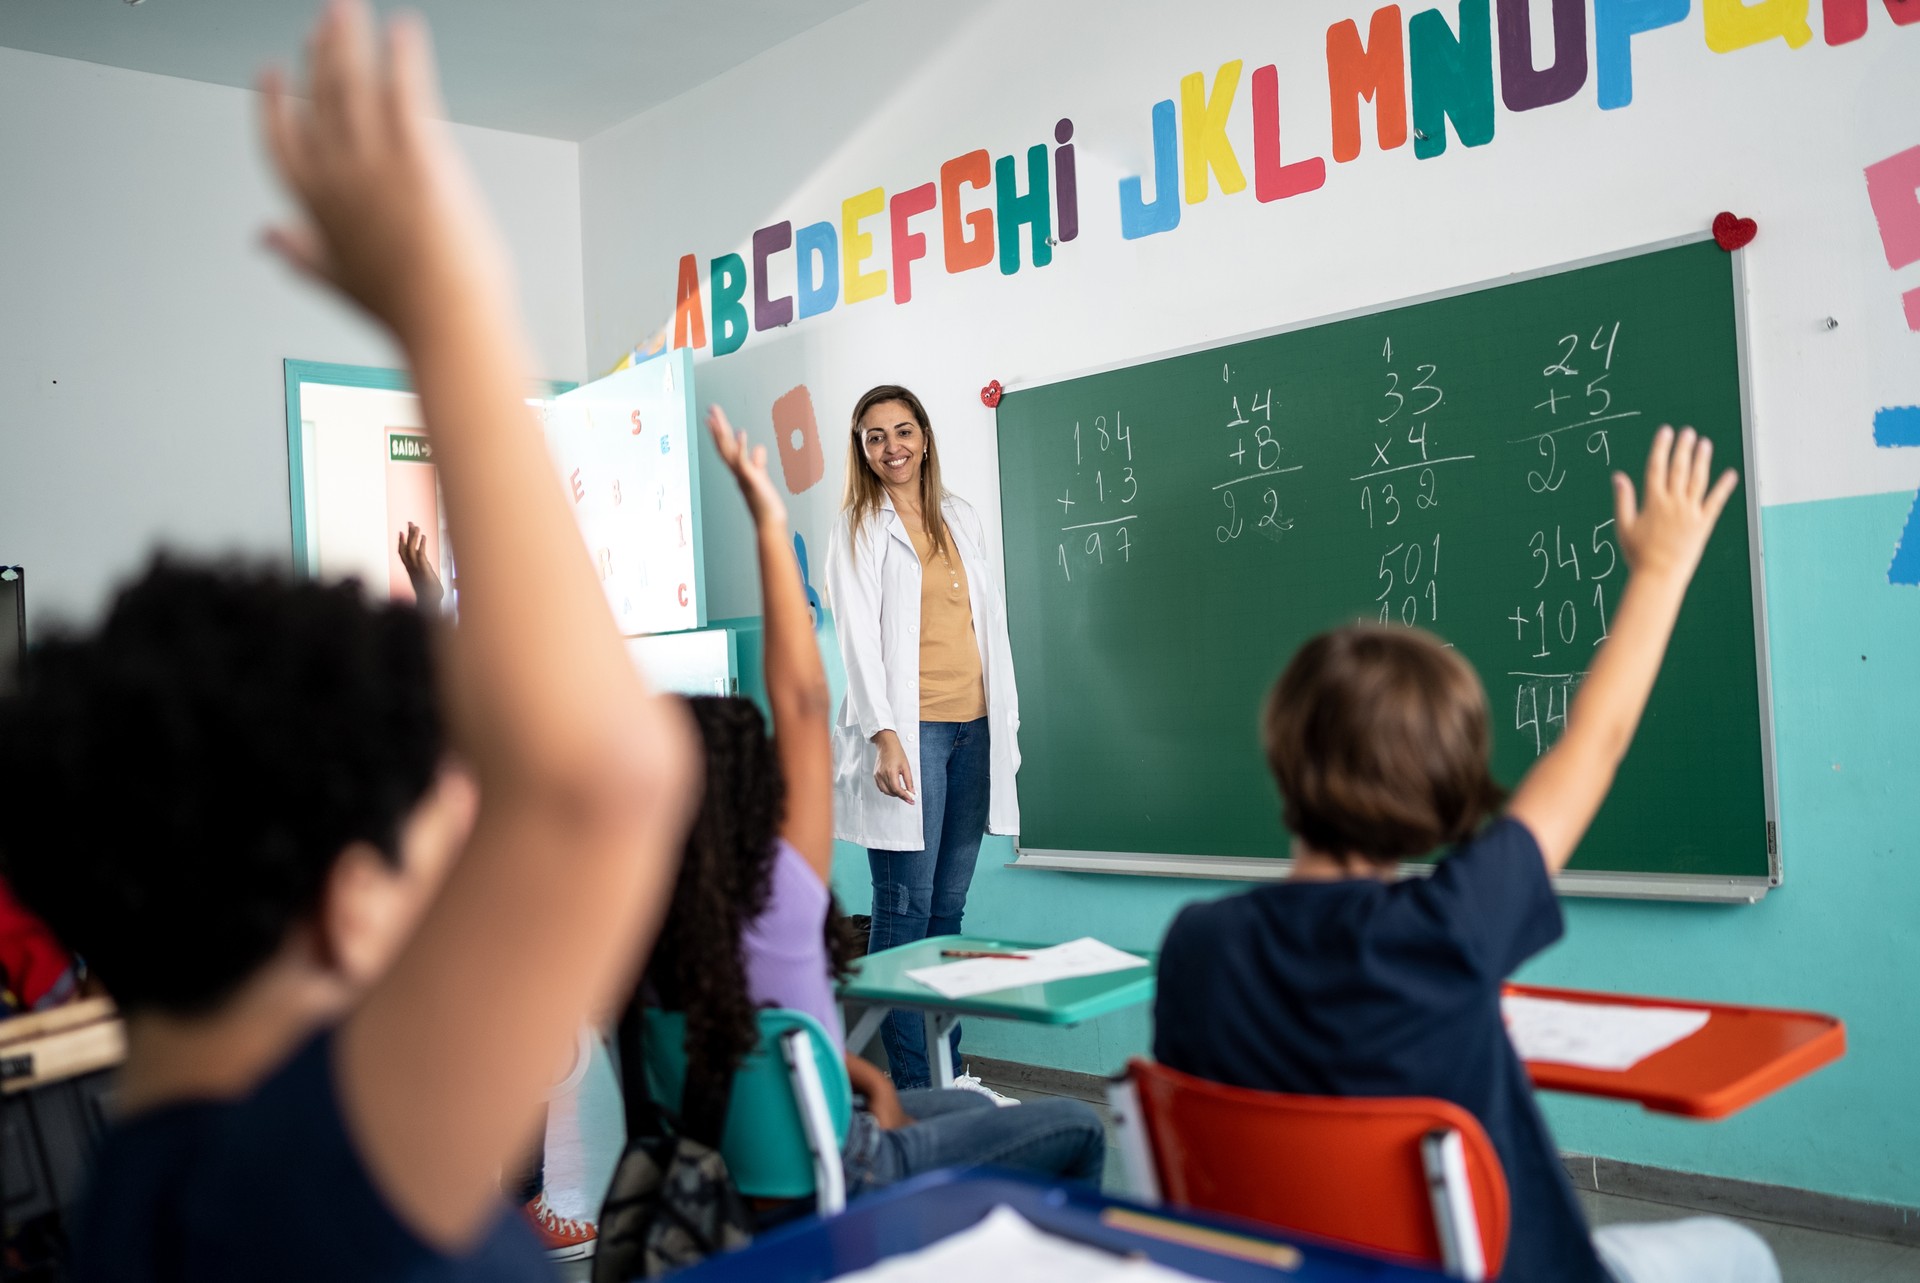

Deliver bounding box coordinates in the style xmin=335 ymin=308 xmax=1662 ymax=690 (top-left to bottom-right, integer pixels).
xmin=0 ymin=556 xmax=443 ymax=1015
xmin=1263 ymin=625 xmax=1506 ymax=864
xmin=638 ymin=696 xmax=858 ymax=1130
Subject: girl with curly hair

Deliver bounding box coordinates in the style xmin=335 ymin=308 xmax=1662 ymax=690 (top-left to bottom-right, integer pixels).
xmin=624 ymin=408 xmax=1104 ymax=1195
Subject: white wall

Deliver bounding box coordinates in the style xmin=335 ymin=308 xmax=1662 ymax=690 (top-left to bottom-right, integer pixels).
xmin=580 ymin=0 xmax=1920 ymax=620
xmin=575 ymin=0 xmax=1920 ymax=1206
xmin=0 ymin=46 xmax=586 ymax=628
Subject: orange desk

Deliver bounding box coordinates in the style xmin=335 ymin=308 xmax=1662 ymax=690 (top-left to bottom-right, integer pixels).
xmin=1508 ymin=984 xmax=1845 ymax=1120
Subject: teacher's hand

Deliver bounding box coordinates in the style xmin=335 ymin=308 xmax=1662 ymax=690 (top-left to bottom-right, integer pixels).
xmin=872 ymin=730 xmax=916 ymax=805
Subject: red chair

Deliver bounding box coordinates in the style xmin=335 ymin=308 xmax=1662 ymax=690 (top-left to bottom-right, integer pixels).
xmin=1109 ymin=1058 xmax=1509 ymax=1281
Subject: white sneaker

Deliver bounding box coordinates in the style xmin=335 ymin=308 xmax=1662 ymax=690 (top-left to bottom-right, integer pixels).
xmin=952 ymin=1070 xmax=1020 ymax=1107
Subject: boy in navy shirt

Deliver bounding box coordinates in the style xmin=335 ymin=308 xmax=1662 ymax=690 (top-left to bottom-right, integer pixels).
xmin=1156 ymin=428 xmax=1777 ymax=1283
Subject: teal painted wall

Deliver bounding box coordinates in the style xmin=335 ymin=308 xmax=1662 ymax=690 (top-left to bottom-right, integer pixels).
xmin=739 ymin=489 xmax=1920 ymax=1208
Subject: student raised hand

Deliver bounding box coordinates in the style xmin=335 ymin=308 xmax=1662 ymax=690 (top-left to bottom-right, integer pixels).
xmin=1510 ymin=425 xmax=1738 ymax=874
xmin=260 ymin=0 xmax=510 ymax=344
xmin=1611 ymin=425 xmax=1740 ymax=584
xmin=397 ymin=522 xmax=444 ymax=613
xmin=709 ymin=403 xmax=837 ymax=879
xmin=258 ymin=0 xmax=697 ymax=1252
xmin=706 ymin=405 xmax=787 ymax=529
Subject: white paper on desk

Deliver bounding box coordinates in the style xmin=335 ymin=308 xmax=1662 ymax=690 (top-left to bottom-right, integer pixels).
xmin=1503 ymin=995 xmax=1710 ymax=1071
xmin=904 ymin=938 xmax=1149 ymax=1000
xmin=833 ymin=1205 xmax=1206 ymax=1283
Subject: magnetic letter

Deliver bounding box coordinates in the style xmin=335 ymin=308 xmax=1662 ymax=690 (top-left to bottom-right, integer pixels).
xmin=1865 ymin=144 xmax=1920 ymax=330
xmin=1251 ymin=64 xmax=1327 ymax=202
xmin=772 ymin=384 xmax=825 ymax=496
xmin=672 ymin=253 xmax=706 ymax=350
xmin=996 ymin=145 xmax=1053 ymax=275
xmin=890 ymin=182 xmax=938 ymax=304
xmin=751 ymin=222 xmax=793 ymax=332
xmin=1824 ymin=0 xmax=1920 ymax=44
xmin=1595 ymin=0 xmax=1690 ymax=108
xmin=1181 ymin=60 xmax=1248 ymax=203
xmin=1055 ymin=118 xmax=1081 ymax=243
xmin=1327 ymin=7 xmax=1409 ymax=163
xmin=841 ymin=187 xmax=888 ymax=305
xmin=1497 ymin=0 xmax=1589 ymax=111
xmin=940 ymin=150 xmax=996 ymax=273
xmin=795 ymin=221 xmax=839 ymax=319
xmin=709 ymin=253 xmax=749 ymax=357
xmin=1410 ymin=0 xmax=1496 ymax=159
xmin=1118 ymin=99 xmax=1182 ymax=239
xmin=1704 ymin=0 xmax=1813 ymax=51
xmin=1866 ymin=145 xmax=1920 ymax=269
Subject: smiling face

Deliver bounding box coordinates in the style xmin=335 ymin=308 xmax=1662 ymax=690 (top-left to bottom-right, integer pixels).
xmin=858 ymin=399 xmax=925 ymax=493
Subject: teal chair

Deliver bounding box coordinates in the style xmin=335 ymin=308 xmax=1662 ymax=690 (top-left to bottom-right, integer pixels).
xmin=638 ymin=1008 xmax=853 ymax=1213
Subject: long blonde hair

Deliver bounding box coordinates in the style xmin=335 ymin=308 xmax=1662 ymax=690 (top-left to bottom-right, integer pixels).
xmin=842 ymin=384 xmax=952 ymax=559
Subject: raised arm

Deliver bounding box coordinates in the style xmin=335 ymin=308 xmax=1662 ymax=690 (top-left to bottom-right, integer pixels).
xmin=397 ymin=522 xmax=444 ymax=614
xmin=706 ymin=408 xmax=833 ymax=882
xmin=261 ymin=2 xmax=695 ymax=1248
xmin=1508 ymin=426 xmax=1738 ymax=872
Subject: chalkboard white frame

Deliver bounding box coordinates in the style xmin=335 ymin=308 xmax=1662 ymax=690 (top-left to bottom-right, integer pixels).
xmin=1002 ymin=233 xmax=1779 ymax=904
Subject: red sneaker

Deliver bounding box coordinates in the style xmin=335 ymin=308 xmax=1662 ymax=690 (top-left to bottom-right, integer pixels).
xmin=524 ymin=1192 xmax=597 ymax=1261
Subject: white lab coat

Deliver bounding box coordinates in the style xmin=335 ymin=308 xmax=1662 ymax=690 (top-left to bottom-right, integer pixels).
xmin=825 ymin=493 xmax=1021 ymax=851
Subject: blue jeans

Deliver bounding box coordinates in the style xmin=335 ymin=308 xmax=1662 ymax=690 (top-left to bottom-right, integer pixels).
xmin=841 ymin=1088 xmax=1106 ymax=1195
xmin=868 ymin=718 xmax=990 ymax=1089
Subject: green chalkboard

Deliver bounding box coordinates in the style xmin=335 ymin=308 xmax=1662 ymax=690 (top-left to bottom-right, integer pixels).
xmin=996 ymin=238 xmax=1776 ymax=896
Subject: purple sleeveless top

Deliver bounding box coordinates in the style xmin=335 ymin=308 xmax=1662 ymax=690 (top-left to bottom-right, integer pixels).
xmin=741 ymin=840 xmax=845 ymax=1046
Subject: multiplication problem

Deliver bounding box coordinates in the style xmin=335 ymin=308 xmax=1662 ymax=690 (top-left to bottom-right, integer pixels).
xmin=1213 ymin=363 xmax=1299 ymax=545
xmin=1054 ymin=409 xmax=1138 ymax=582
xmin=1357 ymin=338 xmax=1467 ymax=627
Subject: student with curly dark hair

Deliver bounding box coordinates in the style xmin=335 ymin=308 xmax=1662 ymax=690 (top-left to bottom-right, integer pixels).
xmin=0 ymin=6 xmax=698 ymax=1279
xmin=624 ymin=409 xmax=1104 ymax=1194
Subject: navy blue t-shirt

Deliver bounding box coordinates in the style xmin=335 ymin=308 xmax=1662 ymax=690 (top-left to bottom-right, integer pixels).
xmin=72 ymin=1033 xmax=551 ymax=1283
xmin=1153 ymin=818 xmax=1603 ymax=1283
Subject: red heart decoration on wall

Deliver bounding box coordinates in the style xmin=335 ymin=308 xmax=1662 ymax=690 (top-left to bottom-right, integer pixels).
xmin=981 ymin=380 xmax=1004 ymax=408
xmin=1712 ymin=211 xmax=1757 ymax=251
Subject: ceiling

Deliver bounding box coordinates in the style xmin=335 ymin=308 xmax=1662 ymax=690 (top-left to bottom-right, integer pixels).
xmin=0 ymin=0 xmax=868 ymax=141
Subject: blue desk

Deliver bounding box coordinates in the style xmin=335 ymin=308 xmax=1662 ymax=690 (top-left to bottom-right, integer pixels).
xmin=668 ymin=1169 xmax=1443 ymax=1281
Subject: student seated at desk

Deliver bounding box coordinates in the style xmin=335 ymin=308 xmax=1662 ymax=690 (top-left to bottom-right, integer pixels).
xmin=1153 ymin=430 xmax=1777 ymax=1283
xmin=0 ymin=6 xmax=699 ymax=1280
xmin=619 ymin=408 xmax=1105 ymax=1197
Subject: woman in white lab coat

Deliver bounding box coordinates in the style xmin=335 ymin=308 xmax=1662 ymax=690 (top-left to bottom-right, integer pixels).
xmin=826 ymin=384 xmax=1021 ymax=1091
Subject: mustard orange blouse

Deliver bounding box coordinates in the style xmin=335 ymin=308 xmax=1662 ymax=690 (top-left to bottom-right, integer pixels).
xmin=906 ymin=522 xmax=987 ymax=723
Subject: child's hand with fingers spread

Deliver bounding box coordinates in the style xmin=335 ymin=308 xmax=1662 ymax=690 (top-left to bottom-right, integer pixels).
xmin=706 ymin=405 xmax=787 ymax=527
xmin=258 ymin=0 xmax=511 ymax=344
xmin=396 ymin=521 xmax=443 ymax=613
xmin=1613 ymin=425 xmax=1740 ymax=583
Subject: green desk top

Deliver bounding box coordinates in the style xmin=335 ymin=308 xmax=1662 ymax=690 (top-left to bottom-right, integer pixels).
xmin=839 ymin=935 xmax=1157 ymax=1025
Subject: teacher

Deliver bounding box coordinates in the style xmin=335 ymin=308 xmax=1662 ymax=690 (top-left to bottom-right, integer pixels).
xmin=826 ymin=384 xmax=1021 ymax=1092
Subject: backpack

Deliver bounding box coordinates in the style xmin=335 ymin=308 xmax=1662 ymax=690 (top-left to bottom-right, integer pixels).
xmin=593 ymin=1011 xmax=752 ymax=1281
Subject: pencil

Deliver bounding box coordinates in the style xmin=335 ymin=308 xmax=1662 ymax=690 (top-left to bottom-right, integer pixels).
xmin=1098 ymin=1208 xmax=1304 ymax=1270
